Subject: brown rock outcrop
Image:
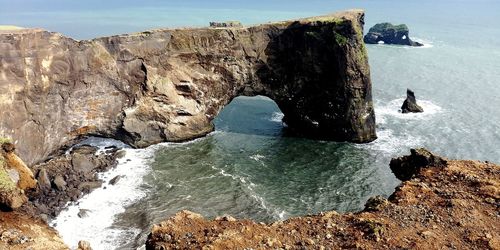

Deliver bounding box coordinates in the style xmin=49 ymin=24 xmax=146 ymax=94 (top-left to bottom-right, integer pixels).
xmin=0 ymin=141 xmax=36 ymax=210
xmin=146 ymin=149 xmax=500 ymax=250
xmin=0 ymin=211 xmax=68 ymax=250
xmin=2 ymin=143 xmax=37 ymax=190
xmin=0 ymin=9 xmax=376 ymax=166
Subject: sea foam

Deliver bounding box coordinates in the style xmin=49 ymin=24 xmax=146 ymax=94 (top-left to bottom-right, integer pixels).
xmin=375 ymin=98 xmax=443 ymax=125
xmin=52 ymin=146 xmax=155 ymax=249
xmin=53 ymin=136 xmax=213 ymax=249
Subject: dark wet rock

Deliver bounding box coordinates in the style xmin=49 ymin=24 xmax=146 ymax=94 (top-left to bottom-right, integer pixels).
xmin=0 ymin=10 xmax=376 ymax=167
xmin=53 ymin=175 xmax=67 ymax=191
xmin=78 ymin=209 xmax=91 ymax=218
xmin=77 ymin=240 xmax=93 ymax=250
xmin=109 ymin=175 xmax=123 ymax=185
xmin=77 ymin=182 xmax=102 ymax=192
xmin=390 ymin=148 xmax=447 ymax=181
xmin=364 ymin=23 xmax=423 ymax=46
xmin=116 ymin=150 xmax=127 ymax=159
xmin=28 ymin=145 xmax=119 ymax=218
xmin=401 ymin=89 xmax=424 ymax=113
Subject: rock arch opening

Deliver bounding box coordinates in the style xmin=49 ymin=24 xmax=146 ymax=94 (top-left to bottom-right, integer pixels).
xmin=214 ymin=96 xmax=285 ymax=137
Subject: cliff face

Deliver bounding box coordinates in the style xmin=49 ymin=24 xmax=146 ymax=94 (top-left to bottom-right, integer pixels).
xmin=0 ymin=10 xmax=375 ymax=165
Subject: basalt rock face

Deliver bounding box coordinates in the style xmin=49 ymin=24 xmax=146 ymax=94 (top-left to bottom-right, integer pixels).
xmin=401 ymin=89 xmax=424 ymax=113
xmin=28 ymin=145 xmax=119 ymax=218
xmin=0 ymin=10 xmax=376 ymax=165
xmin=364 ymin=23 xmax=423 ymax=46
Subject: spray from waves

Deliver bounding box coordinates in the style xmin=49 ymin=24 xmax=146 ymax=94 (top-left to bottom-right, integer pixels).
xmin=357 ymin=98 xmax=442 ymax=155
xmin=269 ymin=112 xmax=284 ymax=123
xmin=357 ymin=129 xmax=424 ymax=156
xmin=52 ymin=147 xmax=155 ymax=249
xmin=376 ymin=98 xmax=443 ymax=125
xmin=211 ymin=165 xmax=287 ymax=220
xmin=372 ymin=37 xmax=434 ymax=49
xmin=412 ymin=37 xmax=434 ymax=48
xmin=52 ymin=136 xmax=210 ymax=250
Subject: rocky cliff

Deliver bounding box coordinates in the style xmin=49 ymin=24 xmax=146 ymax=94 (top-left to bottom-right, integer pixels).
xmin=146 ymin=149 xmax=500 ymax=249
xmin=0 ymin=10 xmax=375 ymax=165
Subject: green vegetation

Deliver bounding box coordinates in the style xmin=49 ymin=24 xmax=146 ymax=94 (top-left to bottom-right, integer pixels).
xmin=0 ymin=137 xmax=11 ymax=144
xmin=334 ymin=32 xmax=348 ymax=46
xmin=0 ymin=156 xmax=16 ymax=192
xmin=369 ymin=23 xmax=408 ymax=33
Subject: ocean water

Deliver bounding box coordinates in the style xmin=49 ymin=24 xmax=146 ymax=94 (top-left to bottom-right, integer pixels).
xmin=3 ymin=0 xmax=500 ymax=249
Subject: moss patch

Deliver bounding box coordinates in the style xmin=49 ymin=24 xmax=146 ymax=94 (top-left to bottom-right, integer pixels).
xmin=0 ymin=137 xmax=10 ymax=144
xmin=368 ymin=23 xmax=408 ymax=33
xmin=0 ymin=156 xmax=16 ymax=192
xmin=334 ymin=32 xmax=348 ymax=46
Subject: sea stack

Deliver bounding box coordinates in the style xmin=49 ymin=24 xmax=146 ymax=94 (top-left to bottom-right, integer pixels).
xmin=364 ymin=22 xmax=423 ymax=46
xmin=401 ymin=89 xmax=424 ymax=113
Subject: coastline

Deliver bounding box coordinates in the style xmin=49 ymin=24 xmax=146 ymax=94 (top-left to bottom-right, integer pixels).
xmin=146 ymin=149 xmax=500 ymax=249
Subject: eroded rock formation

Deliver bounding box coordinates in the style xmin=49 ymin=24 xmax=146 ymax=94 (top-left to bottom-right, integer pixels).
xmin=0 ymin=141 xmax=37 ymax=209
xmin=146 ymin=149 xmax=500 ymax=249
xmin=28 ymin=144 xmax=120 ymax=218
xmin=364 ymin=23 xmax=423 ymax=46
xmin=0 ymin=10 xmax=376 ymax=166
xmin=401 ymin=89 xmax=424 ymax=113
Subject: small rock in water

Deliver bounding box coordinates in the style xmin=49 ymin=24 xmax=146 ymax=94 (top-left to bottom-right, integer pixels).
xmin=109 ymin=175 xmax=124 ymax=185
xmin=401 ymin=89 xmax=424 ymax=113
xmin=115 ymin=150 xmax=126 ymax=159
xmin=77 ymin=181 xmax=101 ymax=192
xmin=78 ymin=209 xmax=91 ymax=218
xmin=77 ymin=240 xmax=93 ymax=250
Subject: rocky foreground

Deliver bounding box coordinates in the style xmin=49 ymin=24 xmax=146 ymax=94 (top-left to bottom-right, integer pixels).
xmin=147 ymin=149 xmax=499 ymax=250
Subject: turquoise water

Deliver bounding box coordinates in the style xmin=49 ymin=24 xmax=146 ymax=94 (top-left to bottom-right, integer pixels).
xmin=5 ymin=1 xmax=500 ymax=249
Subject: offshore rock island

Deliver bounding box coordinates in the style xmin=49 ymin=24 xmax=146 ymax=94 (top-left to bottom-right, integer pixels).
xmin=364 ymin=23 xmax=423 ymax=47
xmin=0 ymin=9 xmax=375 ymax=168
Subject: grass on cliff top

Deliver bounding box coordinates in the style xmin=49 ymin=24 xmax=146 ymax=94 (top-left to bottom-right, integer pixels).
xmin=369 ymin=23 xmax=408 ymax=33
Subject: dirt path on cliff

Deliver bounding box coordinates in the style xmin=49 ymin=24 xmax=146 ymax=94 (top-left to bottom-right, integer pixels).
xmin=147 ymin=150 xmax=500 ymax=249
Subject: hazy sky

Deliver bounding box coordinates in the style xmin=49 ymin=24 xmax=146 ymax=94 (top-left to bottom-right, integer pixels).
xmin=1 ymin=0 xmax=498 ymax=39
